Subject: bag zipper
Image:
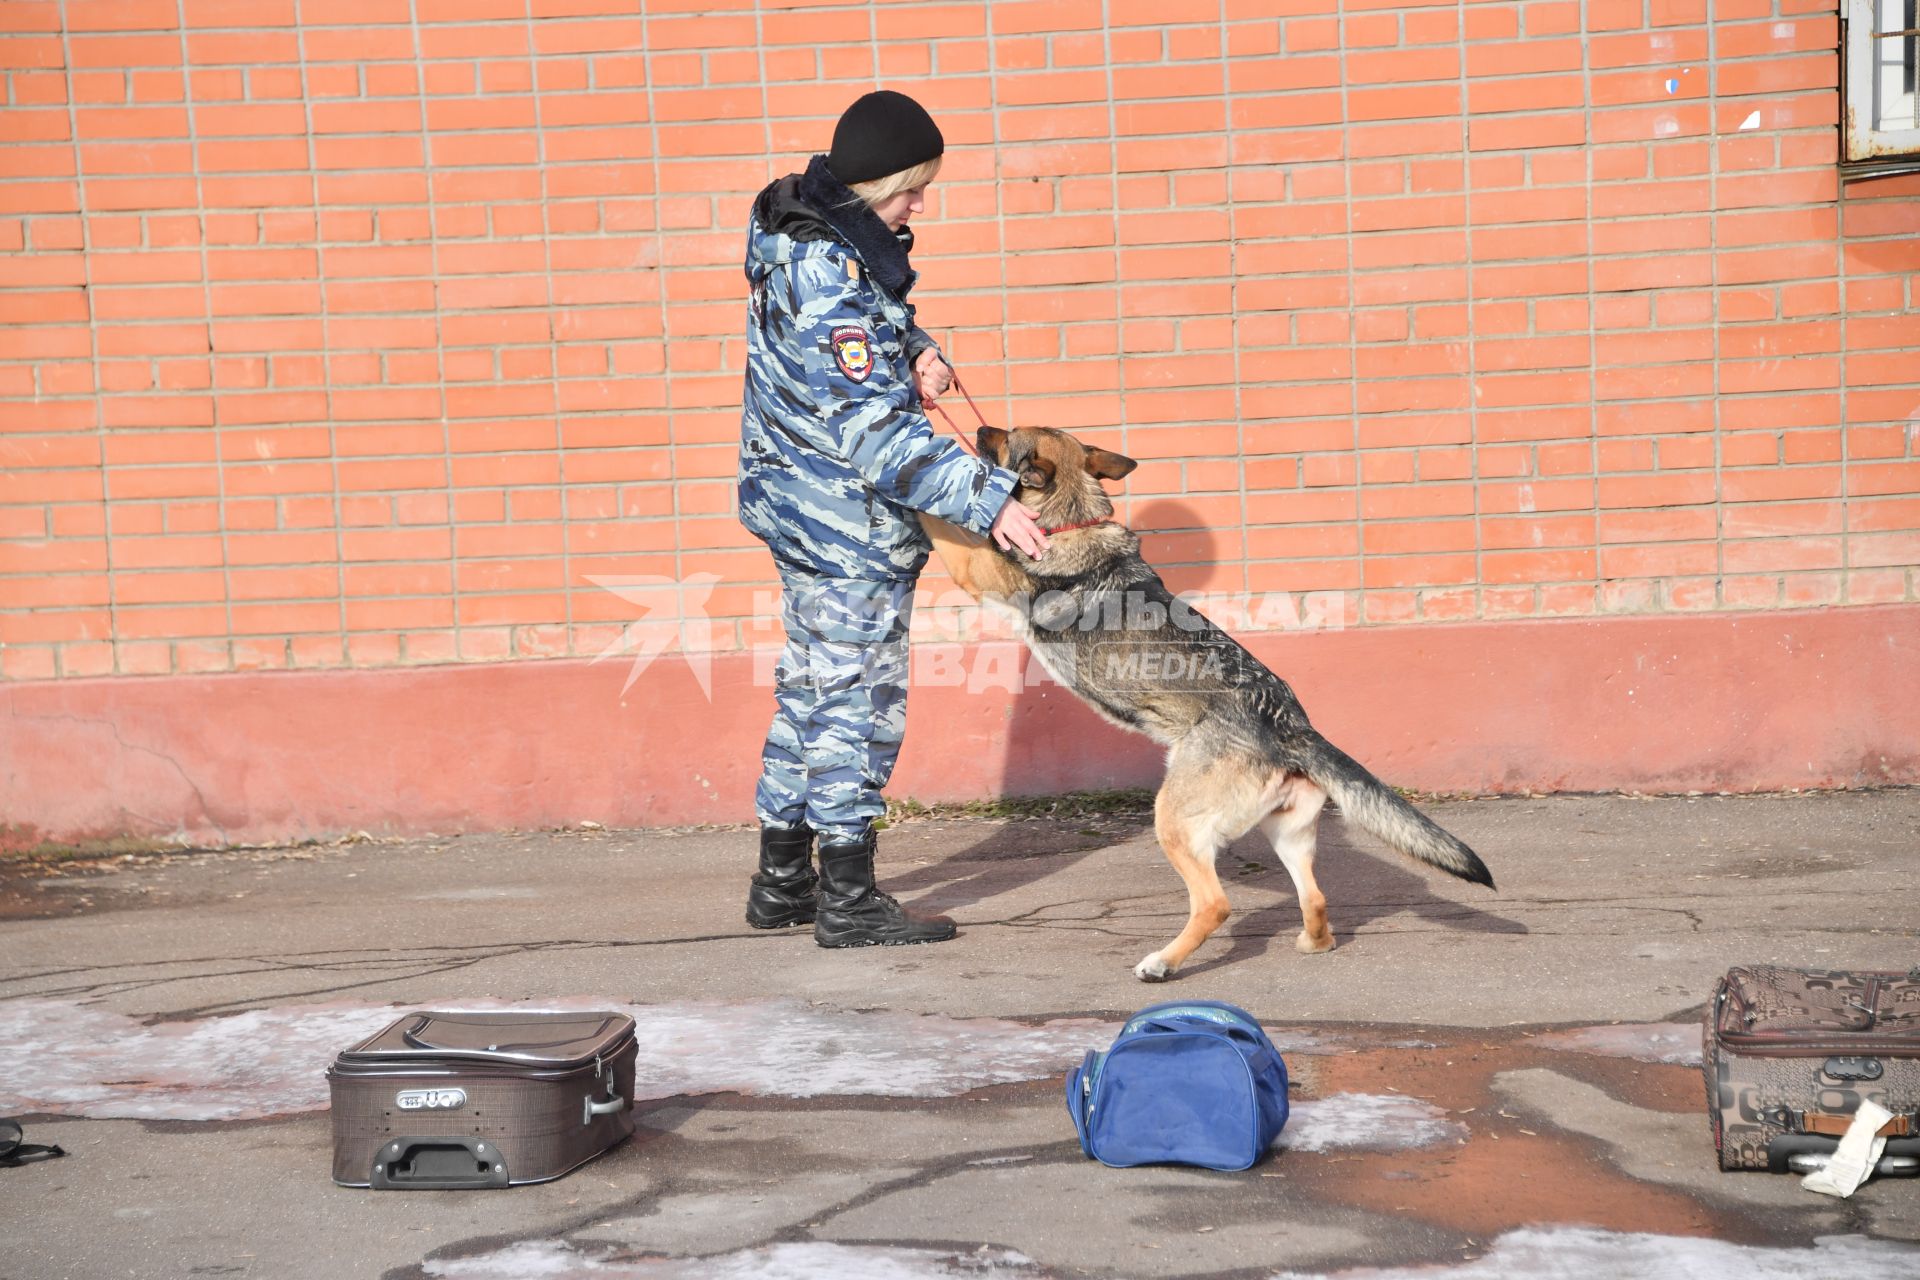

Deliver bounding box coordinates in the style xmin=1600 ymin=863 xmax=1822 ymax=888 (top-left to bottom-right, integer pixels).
xmin=1719 ymin=975 xmax=1920 ymax=1054
xmin=1123 ymin=1003 xmax=1264 ymax=1038
xmin=1716 ymin=1031 xmax=1920 ymax=1056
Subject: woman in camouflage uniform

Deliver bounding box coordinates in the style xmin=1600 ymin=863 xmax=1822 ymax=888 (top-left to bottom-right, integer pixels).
xmin=736 ymin=90 xmax=1049 ymax=947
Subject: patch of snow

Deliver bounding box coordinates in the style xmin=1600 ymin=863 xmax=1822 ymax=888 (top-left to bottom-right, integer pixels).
xmin=625 ymin=1000 xmax=1112 ymax=1101
xmin=425 ymin=1241 xmax=1040 ymax=1280
xmin=1532 ymin=1022 xmax=1702 ymax=1066
xmin=1277 ymin=1093 xmax=1465 ymax=1153
xmin=0 ymin=999 xmax=397 ymax=1121
xmin=1272 ymin=1228 xmax=1920 ymax=1279
xmin=0 ymin=997 xmax=1116 ymax=1121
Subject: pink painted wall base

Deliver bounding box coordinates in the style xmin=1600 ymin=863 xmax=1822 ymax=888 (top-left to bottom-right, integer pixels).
xmin=3 ymin=603 xmax=1914 ymax=850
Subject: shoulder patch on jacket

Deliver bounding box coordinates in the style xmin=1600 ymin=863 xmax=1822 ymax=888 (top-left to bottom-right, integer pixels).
xmin=830 ymin=324 xmax=874 ymax=383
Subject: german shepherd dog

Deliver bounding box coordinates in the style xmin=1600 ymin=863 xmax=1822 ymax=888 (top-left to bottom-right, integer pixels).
xmin=922 ymin=426 xmax=1495 ymax=982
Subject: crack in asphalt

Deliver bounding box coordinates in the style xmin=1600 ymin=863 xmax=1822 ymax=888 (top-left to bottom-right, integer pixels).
xmin=9 ymin=890 xmax=1908 ymax=1021
xmin=0 ymin=934 xmax=778 ymax=1019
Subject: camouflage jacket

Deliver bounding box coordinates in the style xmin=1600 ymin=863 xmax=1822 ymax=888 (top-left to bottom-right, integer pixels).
xmin=737 ymin=158 xmax=1016 ymax=582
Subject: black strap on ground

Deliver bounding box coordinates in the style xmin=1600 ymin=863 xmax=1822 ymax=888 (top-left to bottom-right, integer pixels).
xmin=0 ymin=1118 xmax=66 ymax=1167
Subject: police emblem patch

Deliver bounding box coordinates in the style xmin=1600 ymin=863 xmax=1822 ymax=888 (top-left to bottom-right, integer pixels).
xmin=830 ymin=324 xmax=873 ymax=383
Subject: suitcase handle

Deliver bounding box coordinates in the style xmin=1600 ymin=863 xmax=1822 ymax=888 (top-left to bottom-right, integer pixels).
xmin=583 ymin=1090 xmax=626 ymax=1125
xmin=370 ymin=1137 xmax=511 ymax=1190
xmin=1768 ymin=1106 xmax=1916 ymax=1138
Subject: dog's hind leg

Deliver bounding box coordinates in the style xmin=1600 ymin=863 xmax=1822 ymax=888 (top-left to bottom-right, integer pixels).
xmin=1257 ymin=774 xmax=1334 ymax=954
xmin=1133 ymin=755 xmax=1275 ymax=982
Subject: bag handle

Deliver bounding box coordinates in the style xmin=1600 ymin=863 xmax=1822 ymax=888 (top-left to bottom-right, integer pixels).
xmin=1772 ymin=1107 xmax=1914 ymax=1139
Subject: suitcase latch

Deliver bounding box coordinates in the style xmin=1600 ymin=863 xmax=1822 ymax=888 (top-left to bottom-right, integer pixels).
xmin=1823 ymin=1056 xmax=1884 ymax=1082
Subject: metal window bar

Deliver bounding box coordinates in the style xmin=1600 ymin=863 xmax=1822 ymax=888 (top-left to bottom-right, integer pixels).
xmin=1878 ymin=0 xmax=1919 ymax=130
xmin=1909 ymin=0 xmax=1918 ymax=97
xmin=1846 ymin=0 xmax=1920 ymax=169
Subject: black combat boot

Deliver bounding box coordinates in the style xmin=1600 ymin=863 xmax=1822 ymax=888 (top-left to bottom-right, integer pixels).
xmin=813 ymin=827 xmax=956 ymax=947
xmin=746 ymin=823 xmax=817 ymax=929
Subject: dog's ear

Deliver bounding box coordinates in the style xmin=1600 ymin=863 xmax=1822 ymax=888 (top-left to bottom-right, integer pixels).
xmin=1019 ymin=455 xmax=1056 ymax=490
xmin=976 ymin=426 xmax=1008 ymax=462
xmin=1002 ymin=429 xmax=1033 ymax=473
xmin=1084 ymin=447 xmax=1138 ymax=481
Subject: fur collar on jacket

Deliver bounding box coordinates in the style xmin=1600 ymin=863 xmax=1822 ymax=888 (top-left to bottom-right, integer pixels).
xmin=798 ymin=153 xmax=918 ymax=298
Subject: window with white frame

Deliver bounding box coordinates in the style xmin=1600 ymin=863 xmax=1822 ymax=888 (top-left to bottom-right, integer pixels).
xmin=1845 ymin=0 xmax=1920 ymax=171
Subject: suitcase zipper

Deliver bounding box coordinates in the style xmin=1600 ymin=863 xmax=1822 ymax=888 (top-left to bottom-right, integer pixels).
xmin=1718 ymin=974 xmax=1920 ymax=1053
xmin=1716 ymin=1030 xmax=1920 ymax=1056
xmin=1712 ymin=1028 xmax=1920 ymax=1059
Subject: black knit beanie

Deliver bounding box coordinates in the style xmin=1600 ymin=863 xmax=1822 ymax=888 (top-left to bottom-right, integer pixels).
xmin=825 ymin=90 xmax=944 ymax=186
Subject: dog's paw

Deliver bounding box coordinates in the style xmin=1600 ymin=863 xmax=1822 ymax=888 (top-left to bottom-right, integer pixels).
xmin=1133 ymin=954 xmax=1172 ymax=982
xmin=1295 ymin=930 xmax=1336 ymax=955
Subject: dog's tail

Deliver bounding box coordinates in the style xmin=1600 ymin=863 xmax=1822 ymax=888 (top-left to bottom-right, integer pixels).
xmin=1297 ymin=733 xmax=1494 ymax=889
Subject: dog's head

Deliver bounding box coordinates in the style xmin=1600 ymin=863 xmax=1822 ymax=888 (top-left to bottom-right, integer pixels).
xmin=975 ymin=426 xmax=1137 ymax=523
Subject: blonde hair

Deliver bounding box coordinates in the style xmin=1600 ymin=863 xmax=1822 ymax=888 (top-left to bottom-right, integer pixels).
xmin=848 ymin=156 xmax=942 ymax=207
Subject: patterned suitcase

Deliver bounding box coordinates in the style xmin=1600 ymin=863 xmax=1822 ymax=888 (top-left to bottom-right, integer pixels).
xmin=328 ymin=1010 xmax=636 ymax=1188
xmin=1704 ymin=965 xmax=1920 ymax=1174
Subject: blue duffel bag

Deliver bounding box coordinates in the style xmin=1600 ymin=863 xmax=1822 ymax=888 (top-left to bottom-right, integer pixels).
xmin=1065 ymin=1000 xmax=1289 ymax=1171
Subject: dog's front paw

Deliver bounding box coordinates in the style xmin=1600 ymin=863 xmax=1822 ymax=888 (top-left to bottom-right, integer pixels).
xmin=1133 ymin=953 xmax=1172 ymax=983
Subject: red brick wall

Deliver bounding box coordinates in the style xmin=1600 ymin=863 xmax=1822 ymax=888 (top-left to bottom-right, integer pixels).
xmin=3 ymin=0 xmax=1918 ymax=685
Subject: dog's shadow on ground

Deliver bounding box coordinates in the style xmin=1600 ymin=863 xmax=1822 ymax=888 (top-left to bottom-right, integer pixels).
xmin=889 ymin=806 xmax=1526 ymax=969
xmin=884 ymin=814 xmax=1155 ymax=917
xmin=1179 ymin=819 xmax=1528 ymax=978
xmin=893 ymin=496 xmax=1523 ymax=962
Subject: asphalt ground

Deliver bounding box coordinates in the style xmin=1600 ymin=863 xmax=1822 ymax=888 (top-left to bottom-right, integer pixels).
xmin=1 ymin=788 xmax=1917 ymax=1279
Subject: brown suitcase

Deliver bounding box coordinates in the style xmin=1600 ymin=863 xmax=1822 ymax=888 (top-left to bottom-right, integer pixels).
xmin=328 ymin=1010 xmax=636 ymax=1188
xmin=1703 ymin=965 xmax=1920 ymax=1174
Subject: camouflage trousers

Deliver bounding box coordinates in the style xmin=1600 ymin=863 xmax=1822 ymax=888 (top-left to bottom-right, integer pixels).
xmin=754 ymin=566 xmax=916 ymax=843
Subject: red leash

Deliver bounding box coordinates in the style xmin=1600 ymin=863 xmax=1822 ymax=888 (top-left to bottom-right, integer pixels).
xmin=948 ymin=368 xmax=996 ymax=438
xmin=928 ymin=364 xmax=989 ymax=457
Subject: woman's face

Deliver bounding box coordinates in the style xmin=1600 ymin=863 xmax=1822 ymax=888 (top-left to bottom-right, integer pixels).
xmin=869 ymin=183 xmax=930 ymax=232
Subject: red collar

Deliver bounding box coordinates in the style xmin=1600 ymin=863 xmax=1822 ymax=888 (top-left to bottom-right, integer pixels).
xmin=1041 ymin=517 xmax=1111 ymax=534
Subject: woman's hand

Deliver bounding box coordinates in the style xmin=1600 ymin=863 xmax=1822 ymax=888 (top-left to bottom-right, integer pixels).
xmin=990 ymin=498 xmax=1050 ymax=560
xmin=914 ymin=349 xmax=954 ymax=404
